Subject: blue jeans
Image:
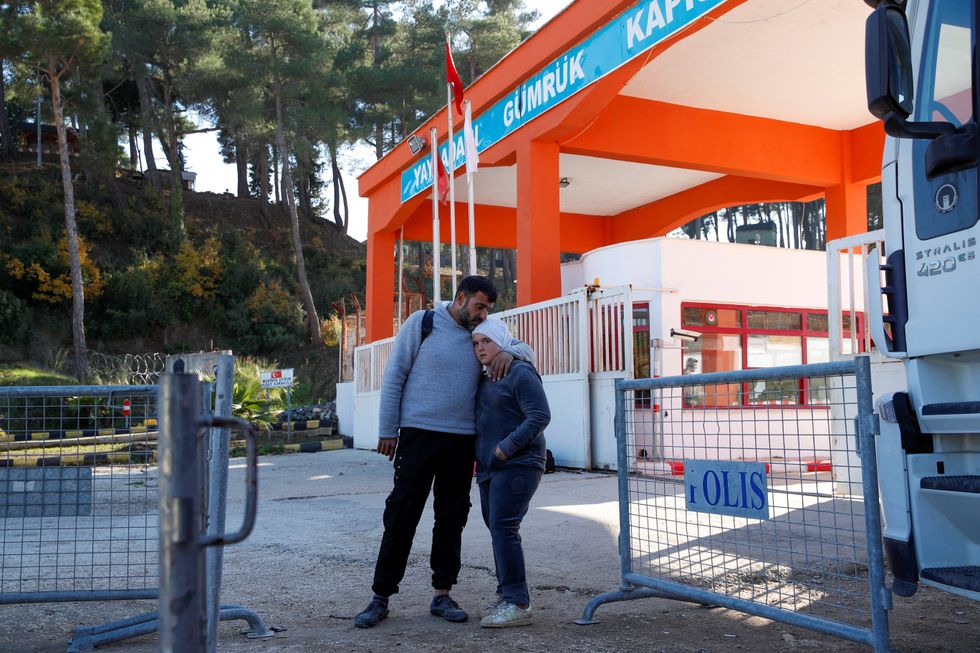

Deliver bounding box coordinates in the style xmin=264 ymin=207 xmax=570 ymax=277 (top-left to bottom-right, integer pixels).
xmin=479 ymin=466 xmax=543 ymax=606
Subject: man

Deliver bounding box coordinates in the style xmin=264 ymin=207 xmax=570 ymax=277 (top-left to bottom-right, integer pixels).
xmin=355 ymin=276 xmax=532 ymax=628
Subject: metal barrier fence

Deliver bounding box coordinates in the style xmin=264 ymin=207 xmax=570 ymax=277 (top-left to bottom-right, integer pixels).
xmin=0 ymin=385 xmax=159 ymax=604
xmin=579 ymin=357 xmax=891 ymax=652
xmin=0 ymin=376 xmax=272 ymax=651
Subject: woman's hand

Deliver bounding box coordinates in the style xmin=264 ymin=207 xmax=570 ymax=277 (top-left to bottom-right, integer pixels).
xmin=494 ymin=446 xmax=508 ymax=461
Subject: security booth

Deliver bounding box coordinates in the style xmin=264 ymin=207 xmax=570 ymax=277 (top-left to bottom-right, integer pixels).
xmin=346 ymin=0 xmax=884 ymax=471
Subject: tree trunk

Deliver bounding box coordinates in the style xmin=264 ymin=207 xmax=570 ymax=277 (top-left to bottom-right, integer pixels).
xmin=329 ymin=141 xmax=348 ymax=232
xmin=0 ymin=60 xmax=17 ymax=161
xmin=790 ymin=202 xmax=801 ymax=249
xmin=161 ymin=66 xmax=184 ymax=241
xmin=258 ymin=144 xmax=272 ymax=227
xmin=337 ymin=163 xmax=349 ymax=233
xmin=235 ymin=130 xmax=249 ymax=197
xmin=128 ymin=125 xmax=139 ymax=170
xmin=87 ymin=81 xmax=126 ymax=213
xmin=275 ymin=83 xmax=322 ymax=347
xmin=502 ymin=249 xmax=515 ymax=290
xmin=371 ymin=1 xmax=384 ymax=160
xmin=135 ymin=68 xmax=158 ymax=187
xmin=49 ymin=61 xmax=89 ymax=381
xmin=272 ymin=143 xmax=280 ymax=204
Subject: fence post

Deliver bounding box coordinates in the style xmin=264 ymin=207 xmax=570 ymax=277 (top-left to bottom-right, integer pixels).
xmin=206 ymin=354 xmax=235 ymax=653
xmin=159 ymin=370 xmax=208 ymax=653
xmin=854 ymin=355 xmax=892 ymax=652
xmin=614 ymin=380 xmax=633 ymax=590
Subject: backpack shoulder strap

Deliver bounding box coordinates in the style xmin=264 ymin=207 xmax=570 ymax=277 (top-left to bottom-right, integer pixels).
xmin=420 ymin=309 xmax=435 ymax=345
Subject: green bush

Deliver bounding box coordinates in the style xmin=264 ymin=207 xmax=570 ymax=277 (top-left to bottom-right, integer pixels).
xmin=0 ymin=290 xmax=31 ymax=345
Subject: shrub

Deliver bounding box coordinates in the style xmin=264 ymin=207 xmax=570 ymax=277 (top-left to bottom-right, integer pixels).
xmin=0 ymin=290 xmax=31 ymax=345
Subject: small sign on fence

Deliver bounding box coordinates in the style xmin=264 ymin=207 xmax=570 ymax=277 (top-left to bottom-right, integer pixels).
xmin=684 ymin=459 xmax=769 ymax=520
xmin=260 ymin=368 xmax=294 ymax=389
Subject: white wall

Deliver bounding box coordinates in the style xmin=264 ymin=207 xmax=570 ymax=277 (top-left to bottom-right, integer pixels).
xmin=563 ymin=238 xmax=851 ymax=471
xmin=352 ymin=392 xmax=381 ymax=450
xmin=563 ymin=238 xmax=832 ymax=378
xmin=335 ymin=382 xmax=354 ymax=437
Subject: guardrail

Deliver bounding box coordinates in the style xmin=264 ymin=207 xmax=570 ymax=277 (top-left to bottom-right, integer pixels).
xmin=827 ymin=229 xmax=883 ymax=360
xmin=579 ymin=357 xmax=891 ymax=652
xmin=353 ymin=286 xmax=637 ymax=393
xmin=0 ymin=372 xmax=274 ymax=651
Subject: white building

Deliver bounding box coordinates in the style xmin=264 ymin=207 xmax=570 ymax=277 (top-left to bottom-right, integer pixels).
xmin=339 ymin=236 xmax=885 ymax=474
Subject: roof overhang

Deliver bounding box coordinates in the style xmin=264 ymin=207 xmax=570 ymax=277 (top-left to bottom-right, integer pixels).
xmin=359 ymin=0 xmax=878 ymax=233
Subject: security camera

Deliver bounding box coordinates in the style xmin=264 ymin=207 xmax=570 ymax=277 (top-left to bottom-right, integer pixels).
xmin=670 ymin=328 xmax=702 ymax=343
xmin=407 ymin=134 xmax=426 ymax=155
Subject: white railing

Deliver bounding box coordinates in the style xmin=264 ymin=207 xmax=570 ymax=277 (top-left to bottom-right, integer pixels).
xmin=495 ymin=291 xmax=589 ymax=378
xmin=587 ymin=286 xmax=633 ymax=376
xmin=353 ymin=285 xmax=637 ymax=393
xmin=826 ymin=229 xmax=885 ymax=360
xmin=354 ymin=336 xmax=395 ymax=395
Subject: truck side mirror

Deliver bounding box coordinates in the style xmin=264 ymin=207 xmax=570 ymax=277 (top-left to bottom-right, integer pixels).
xmin=866 ymin=4 xmax=914 ymax=120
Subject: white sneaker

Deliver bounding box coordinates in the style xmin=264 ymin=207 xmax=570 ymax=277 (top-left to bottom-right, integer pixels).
xmin=483 ymin=595 xmax=505 ymax=618
xmin=480 ymin=601 xmax=533 ymax=628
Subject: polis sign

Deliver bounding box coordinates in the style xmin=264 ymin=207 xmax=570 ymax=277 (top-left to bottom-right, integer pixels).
xmin=683 ymin=460 xmax=770 ymax=520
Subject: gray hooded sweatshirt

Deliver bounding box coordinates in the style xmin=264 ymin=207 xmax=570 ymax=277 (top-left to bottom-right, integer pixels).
xmin=378 ymin=302 xmax=533 ymax=438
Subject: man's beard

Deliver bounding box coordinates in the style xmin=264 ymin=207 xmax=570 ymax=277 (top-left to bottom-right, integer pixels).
xmin=456 ymin=309 xmax=481 ymax=331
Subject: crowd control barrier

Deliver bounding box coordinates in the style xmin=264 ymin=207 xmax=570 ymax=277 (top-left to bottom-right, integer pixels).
xmin=579 ymin=357 xmax=892 ymax=652
xmin=0 ymin=373 xmax=272 ymax=651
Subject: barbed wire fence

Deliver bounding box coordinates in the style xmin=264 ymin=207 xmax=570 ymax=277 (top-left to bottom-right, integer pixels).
xmin=52 ymin=350 xmax=167 ymax=386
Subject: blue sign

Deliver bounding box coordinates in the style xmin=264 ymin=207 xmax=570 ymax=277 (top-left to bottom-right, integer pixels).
xmin=401 ymin=0 xmax=730 ymax=203
xmin=684 ymin=460 xmax=769 ymax=520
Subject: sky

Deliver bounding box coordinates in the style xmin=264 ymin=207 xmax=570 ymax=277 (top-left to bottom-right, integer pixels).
xmin=176 ymin=0 xmax=573 ymax=242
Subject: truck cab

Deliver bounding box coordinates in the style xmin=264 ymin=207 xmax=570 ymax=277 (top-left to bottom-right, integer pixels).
xmin=865 ymin=0 xmax=980 ymax=600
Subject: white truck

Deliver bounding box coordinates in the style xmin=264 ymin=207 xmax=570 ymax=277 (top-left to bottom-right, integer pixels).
xmin=865 ymin=0 xmax=980 ymax=600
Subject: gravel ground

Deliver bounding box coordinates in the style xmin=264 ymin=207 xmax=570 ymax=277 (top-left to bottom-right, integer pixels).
xmin=2 ymin=449 xmax=978 ymax=653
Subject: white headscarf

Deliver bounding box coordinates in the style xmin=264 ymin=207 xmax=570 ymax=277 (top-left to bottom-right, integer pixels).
xmin=473 ymin=317 xmax=511 ymax=349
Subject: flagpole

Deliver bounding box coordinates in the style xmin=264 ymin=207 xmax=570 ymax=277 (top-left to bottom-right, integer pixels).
xmin=430 ymin=127 xmax=440 ymax=305
xmin=465 ymin=100 xmax=477 ymax=275
xmin=397 ymin=225 xmax=404 ymax=327
xmin=447 ymin=83 xmax=457 ymax=295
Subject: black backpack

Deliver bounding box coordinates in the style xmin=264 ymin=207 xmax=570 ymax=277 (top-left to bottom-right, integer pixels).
xmin=420 ymin=309 xmax=434 ymax=344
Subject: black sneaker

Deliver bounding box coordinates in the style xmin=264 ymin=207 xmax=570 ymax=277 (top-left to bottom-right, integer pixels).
xmin=430 ymin=594 xmax=468 ymax=622
xmin=354 ymin=597 xmax=389 ymax=628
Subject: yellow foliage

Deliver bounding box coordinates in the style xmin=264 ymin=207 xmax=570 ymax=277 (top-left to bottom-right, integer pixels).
xmin=321 ymin=314 xmax=341 ymax=347
xmin=12 ymin=237 xmax=104 ymax=304
xmin=5 ymin=257 xmax=26 ymax=279
xmin=246 ymin=280 xmax=298 ymax=321
xmin=76 ymin=201 xmax=113 ymax=237
xmin=175 ymin=237 xmax=224 ymax=299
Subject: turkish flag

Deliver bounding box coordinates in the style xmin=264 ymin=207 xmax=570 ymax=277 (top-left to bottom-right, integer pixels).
xmin=445 ymin=34 xmax=464 ymax=116
xmin=436 ymin=155 xmax=450 ymax=205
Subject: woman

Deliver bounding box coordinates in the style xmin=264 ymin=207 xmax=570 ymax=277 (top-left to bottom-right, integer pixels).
xmin=471 ymin=317 xmax=550 ymax=628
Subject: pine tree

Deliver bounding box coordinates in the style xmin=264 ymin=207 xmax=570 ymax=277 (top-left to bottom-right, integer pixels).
xmin=15 ymin=0 xmax=108 ymax=380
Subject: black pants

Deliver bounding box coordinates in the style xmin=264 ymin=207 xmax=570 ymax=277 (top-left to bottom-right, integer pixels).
xmin=371 ymin=428 xmax=475 ymax=597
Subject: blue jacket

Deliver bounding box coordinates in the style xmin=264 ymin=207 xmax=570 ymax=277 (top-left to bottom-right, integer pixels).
xmin=474 ymin=360 xmax=550 ymax=482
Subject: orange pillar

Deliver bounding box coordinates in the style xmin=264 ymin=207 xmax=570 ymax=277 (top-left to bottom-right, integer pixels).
xmin=516 ymin=140 xmax=562 ymax=304
xmin=366 ymin=228 xmax=395 ymax=342
xmin=825 ymin=181 xmax=867 ymax=242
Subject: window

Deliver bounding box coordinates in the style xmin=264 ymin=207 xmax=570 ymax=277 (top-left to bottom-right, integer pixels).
xmin=633 ymin=303 xmax=652 ymax=408
xmin=680 ymin=303 xmax=864 ymax=407
xmin=916 ymin=1 xmax=973 ymax=126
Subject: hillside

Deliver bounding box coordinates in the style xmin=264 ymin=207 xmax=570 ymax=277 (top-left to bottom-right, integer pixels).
xmin=0 ymin=160 xmax=366 ymax=400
